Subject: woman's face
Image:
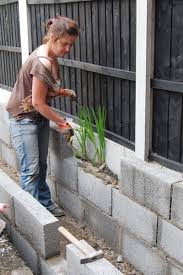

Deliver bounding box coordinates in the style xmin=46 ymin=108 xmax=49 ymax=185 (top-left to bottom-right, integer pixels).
xmin=51 ymin=34 xmax=77 ymax=57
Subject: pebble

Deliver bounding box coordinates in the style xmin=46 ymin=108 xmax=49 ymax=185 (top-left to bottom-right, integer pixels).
xmin=116 ymin=254 xmax=123 ymax=263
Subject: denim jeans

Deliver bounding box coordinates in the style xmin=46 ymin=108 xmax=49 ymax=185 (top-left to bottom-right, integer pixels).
xmin=9 ymin=116 xmax=54 ymax=209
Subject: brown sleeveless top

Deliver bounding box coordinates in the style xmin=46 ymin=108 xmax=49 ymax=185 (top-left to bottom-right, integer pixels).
xmin=6 ymin=48 xmax=62 ymax=119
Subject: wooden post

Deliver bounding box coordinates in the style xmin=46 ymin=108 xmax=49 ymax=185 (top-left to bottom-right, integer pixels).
xmin=135 ymin=0 xmax=155 ymax=161
xmin=18 ymin=0 xmax=30 ymax=64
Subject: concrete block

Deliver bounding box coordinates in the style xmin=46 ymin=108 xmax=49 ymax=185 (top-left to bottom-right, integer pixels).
xmin=11 ymin=267 xmax=33 ymax=275
xmin=11 ymin=225 xmax=38 ymax=274
xmin=67 ymin=240 xmax=123 ymax=275
xmin=158 ymin=218 xmax=183 ymax=265
xmin=167 ymin=258 xmax=183 ymax=275
xmin=1 ymin=142 xmax=19 ymax=171
xmin=13 ymin=191 xmax=60 ymax=258
xmin=57 ymin=184 xmax=84 ymax=220
xmin=55 ymin=157 xmax=79 ymax=192
xmin=0 ymin=171 xmax=22 ymax=223
xmin=84 ymin=201 xmax=120 ymax=250
xmin=112 ymin=189 xmax=157 ymax=245
xmin=171 ymin=182 xmax=183 ymax=228
xmin=78 ymin=168 xmax=112 ymax=215
xmin=0 ymin=122 xmax=11 ymax=145
xmin=46 ymin=175 xmax=57 ymax=203
xmin=119 ymin=157 xmax=181 ymax=218
xmin=121 ymin=230 xmax=167 ymax=275
xmin=39 ymin=256 xmax=67 ymax=275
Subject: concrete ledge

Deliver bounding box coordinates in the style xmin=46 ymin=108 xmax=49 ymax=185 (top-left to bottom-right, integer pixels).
xmin=158 ymin=217 xmax=183 ymax=265
xmin=119 ymin=157 xmax=182 ymax=218
xmin=171 ymin=182 xmax=183 ymax=229
xmin=0 ymin=142 xmax=19 ymax=170
xmin=0 ymin=122 xmax=11 ymax=145
xmin=10 ymin=225 xmax=38 ymax=274
xmin=112 ymin=188 xmax=157 ymax=245
xmin=39 ymin=256 xmax=67 ymax=275
xmin=78 ymin=167 xmax=112 ymax=215
xmin=84 ymin=201 xmax=121 ymax=250
xmin=13 ymin=191 xmax=60 ymax=258
xmin=167 ymin=258 xmax=183 ymax=275
xmin=0 ymin=171 xmax=22 ymax=224
xmin=121 ymin=230 xmax=167 ymax=275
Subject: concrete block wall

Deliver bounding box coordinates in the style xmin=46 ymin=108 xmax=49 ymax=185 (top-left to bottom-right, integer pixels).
xmin=1 ymin=89 xmax=183 ymax=274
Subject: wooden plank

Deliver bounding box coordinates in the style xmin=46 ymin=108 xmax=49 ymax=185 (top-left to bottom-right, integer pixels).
xmin=152 ymin=0 xmax=172 ymax=158
xmin=106 ymin=0 xmax=114 ymax=132
xmin=121 ymin=0 xmax=130 ymax=139
xmin=67 ymin=2 xmax=76 ymax=114
xmin=150 ymin=153 xmax=183 ymax=173
xmin=113 ymin=0 xmax=121 ymax=135
xmin=168 ymin=2 xmax=183 ymax=162
xmin=0 ymin=0 xmax=17 ymax=5
xmin=58 ymin=58 xmax=135 ymax=80
xmin=30 ymin=5 xmax=38 ymax=50
xmin=92 ymin=0 xmax=100 ymax=110
xmin=129 ymin=0 xmax=135 ymax=141
xmin=0 ymin=46 xmax=21 ymax=52
xmin=28 ymin=0 xmax=92 ymax=4
xmin=72 ymin=2 xmax=82 ymax=109
xmin=85 ymin=1 xmax=94 ymax=108
xmin=79 ymin=2 xmax=87 ymax=107
xmin=151 ymin=79 xmax=183 ymax=93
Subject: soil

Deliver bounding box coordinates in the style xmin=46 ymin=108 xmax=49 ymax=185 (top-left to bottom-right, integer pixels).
xmin=0 ymin=159 xmax=142 ymax=275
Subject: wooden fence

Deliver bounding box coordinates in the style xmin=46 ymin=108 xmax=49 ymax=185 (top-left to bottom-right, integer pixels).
xmin=151 ymin=0 xmax=183 ymax=169
xmin=0 ymin=0 xmax=21 ymax=90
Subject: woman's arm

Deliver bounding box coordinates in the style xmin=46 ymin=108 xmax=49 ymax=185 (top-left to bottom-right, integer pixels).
xmin=32 ymin=76 xmax=66 ymax=124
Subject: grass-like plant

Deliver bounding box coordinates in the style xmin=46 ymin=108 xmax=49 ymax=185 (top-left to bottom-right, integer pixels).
xmin=74 ymin=106 xmax=106 ymax=165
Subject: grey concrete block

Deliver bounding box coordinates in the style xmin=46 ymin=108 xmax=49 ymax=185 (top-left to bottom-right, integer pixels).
xmin=57 ymin=184 xmax=84 ymax=220
xmin=67 ymin=240 xmax=123 ymax=275
xmin=84 ymin=201 xmax=120 ymax=250
xmin=14 ymin=191 xmax=60 ymax=258
xmin=1 ymin=142 xmax=19 ymax=171
xmin=0 ymin=171 xmax=22 ymax=223
xmin=167 ymin=258 xmax=183 ymax=275
xmin=0 ymin=122 xmax=11 ymax=145
xmin=46 ymin=175 xmax=57 ymax=203
xmin=171 ymin=182 xmax=183 ymax=228
xmin=56 ymin=157 xmax=79 ymax=192
xmin=112 ymin=189 xmax=157 ymax=245
xmin=11 ymin=267 xmax=33 ymax=275
xmin=158 ymin=218 xmax=183 ymax=265
xmin=0 ymin=104 xmax=10 ymax=126
xmin=120 ymin=157 xmax=182 ymax=218
xmin=78 ymin=168 xmax=112 ymax=215
xmin=121 ymin=230 xmax=167 ymax=275
xmin=39 ymin=256 xmax=67 ymax=275
xmin=11 ymin=225 xmax=38 ymax=274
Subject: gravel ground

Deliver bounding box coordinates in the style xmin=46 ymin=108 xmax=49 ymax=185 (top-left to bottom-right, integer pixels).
xmin=0 ymin=159 xmax=142 ymax=275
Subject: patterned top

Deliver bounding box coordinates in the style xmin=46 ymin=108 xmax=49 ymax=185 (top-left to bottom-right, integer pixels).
xmin=6 ymin=48 xmax=61 ymax=119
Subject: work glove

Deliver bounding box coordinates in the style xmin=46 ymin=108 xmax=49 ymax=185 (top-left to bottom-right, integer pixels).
xmin=64 ymin=89 xmax=77 ymax=101
xmin=56 ymin=122 xmax=74 ymax=143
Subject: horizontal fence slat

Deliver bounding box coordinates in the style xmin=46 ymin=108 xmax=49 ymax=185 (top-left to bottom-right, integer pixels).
xmin=0 ymin=46 xmax=21 ymax=53
xmin=58 ymin=58 xmax=136 ymax=81
xmin=0 ymin=83 xmax=13 ymax=91
xmin=151 ymin=78 xmax=183 ymax=93
xmin=28 ymin=0 xmax=92 ymax=4
xmin=0 ymin=0 xmax=17 ymax=5
xmin=150 ymin=153 xmax=183 ymax=173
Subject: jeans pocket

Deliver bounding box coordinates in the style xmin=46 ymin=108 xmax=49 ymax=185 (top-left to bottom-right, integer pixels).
xmin=19 ymin=118 xmax=35 ymax=125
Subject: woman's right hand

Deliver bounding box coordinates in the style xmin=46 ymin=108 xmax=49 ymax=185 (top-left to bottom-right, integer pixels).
xmin=59 ymin=89 xmax=77 ymax=100
xmin=56 ymin=122 xmax=74 ymax=142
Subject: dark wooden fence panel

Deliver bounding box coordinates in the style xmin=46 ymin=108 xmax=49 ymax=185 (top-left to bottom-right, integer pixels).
xmin=0 ymin=1 xmax=21 ymax=89
xmin=29 ymin=0 xmax=136 ymax=146
xmin=153 ymin=0 xmax=183 ymax=166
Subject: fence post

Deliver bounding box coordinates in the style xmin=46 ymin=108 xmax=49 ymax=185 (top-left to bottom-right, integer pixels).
xmin=18 ymin=0 xmax=30 ymax=64
xmin=135 ymin=0 xmax=155 ymax=161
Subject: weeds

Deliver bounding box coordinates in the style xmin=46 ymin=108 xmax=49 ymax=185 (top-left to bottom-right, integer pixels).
xmin=74 ymin=106 xmax=106 ymax=165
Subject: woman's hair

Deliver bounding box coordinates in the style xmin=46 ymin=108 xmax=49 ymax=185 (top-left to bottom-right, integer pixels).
xmin=43 ymin=16 xmax=79 ymax=43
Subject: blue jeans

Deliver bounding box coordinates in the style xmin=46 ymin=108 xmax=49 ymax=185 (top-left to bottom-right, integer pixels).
xmin=9 ymin=116 xmax=53 ymax=209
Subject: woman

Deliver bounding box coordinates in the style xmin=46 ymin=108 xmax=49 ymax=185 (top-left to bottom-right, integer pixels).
xmin=6 ymin=16 xmax=79 ymax=217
